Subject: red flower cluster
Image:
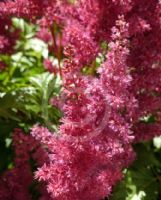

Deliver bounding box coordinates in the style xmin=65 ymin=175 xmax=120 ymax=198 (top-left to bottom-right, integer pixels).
xmin=0 ymin=7 xmax=19 ymax=54
xmin=30 ymin=15 xmax=137 ymax=199
xmin=0 ymin=128 xmax=51 ymax=200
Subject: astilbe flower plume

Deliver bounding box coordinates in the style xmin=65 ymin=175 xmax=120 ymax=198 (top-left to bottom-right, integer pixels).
xmin=31 ymin=16 xmax=136 ymax=200
xmin=0 ymin=0 xmax=70 ymax=24
xmin=0 ymin=128 xmax=51 ymax=200
xmin=74 ymin=0 xmax=161 ymax=142
xmin=31 ymin=0 xmax=161 ymax=197
xmin=126 ymin=0 xmax=161 ymax=141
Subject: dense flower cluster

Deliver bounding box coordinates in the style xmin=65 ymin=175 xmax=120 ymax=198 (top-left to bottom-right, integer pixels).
xmin=31 ymin=16 xmax=137 ymax=200
xmin=0 ymin=128 xmax=51 ymax=200
xmin=0 ymin=7 xmax=19 ymax=54
xmin=128 ymin=0 xmax=161 ymax=141
xmin=0 ymin=0 xmax=161 ymax=200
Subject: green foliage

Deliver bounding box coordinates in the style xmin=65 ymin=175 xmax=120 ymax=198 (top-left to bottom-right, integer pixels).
xmin=0 ymin=18 xmax=61 ymax=126
xmin=0 ymin=18 xmax=62 ymax=174
xmin=110 ymin=141 xmax=161 ymax=200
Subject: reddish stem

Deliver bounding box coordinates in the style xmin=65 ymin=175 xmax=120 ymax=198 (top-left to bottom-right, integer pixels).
xmin=50 ymin=24 xmax=63 ymax=79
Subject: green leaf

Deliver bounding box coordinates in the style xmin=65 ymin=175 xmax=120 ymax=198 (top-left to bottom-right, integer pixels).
xmin=110 ymin=143 xmax=161 ymax=200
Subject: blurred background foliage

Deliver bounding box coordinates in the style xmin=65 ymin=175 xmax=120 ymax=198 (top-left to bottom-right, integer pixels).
xmin=0 ymin=19 xmax=161 ymax=200
xmin=110 ymin=139 xmax=161 ymax=200
xmin=0 ymin=18 xmax=61 ymax=174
